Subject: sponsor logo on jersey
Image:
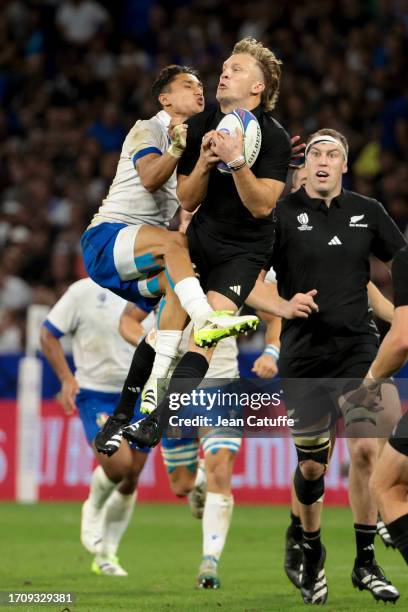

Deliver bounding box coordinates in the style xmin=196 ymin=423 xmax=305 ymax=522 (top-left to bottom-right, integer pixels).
xmin=297 ymin=212 xmax=313 ymax=231
xmin=349 ymin=214 xmax=368 ymax=227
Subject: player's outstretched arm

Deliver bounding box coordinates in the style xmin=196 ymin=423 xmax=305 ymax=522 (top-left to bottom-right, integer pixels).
xmin=40 ymin=326 xmax=78 ymax=415
xmin=367 ymin=304 xmax=408 ymax=383
xmin=367 ymin=281 xmax=394 ymax=324
xmin=245 ymin=276 xmax=318 ymax=319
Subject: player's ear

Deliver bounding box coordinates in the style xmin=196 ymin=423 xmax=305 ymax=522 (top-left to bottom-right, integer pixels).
xmin=159 ymin=92 xmax=170 ymax=109
xmin=252 ymin=81 xmax=265 ymax=95
xmin=342 ymin=161 xmax=348 ymax=174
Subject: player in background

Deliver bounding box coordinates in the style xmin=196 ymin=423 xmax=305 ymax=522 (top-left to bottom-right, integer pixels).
xmin=271 ymin=129 xmax=405 ymax=604
xmin=40 ymin=278 xmax=154 ymax=576
xmin=126 ymin=37 xmax=294 ymax=450
xmin=82 ymin=64 xmax=259 ymax=452
xmin=120 ymin=295 xmax=281 ymax=590
xmin=280 ymin=165 xmax=398 ymax=585
xmin=283 ymin=279 xmax=397 ymax=588
xmin=358 ymin=246 xmax=408 ymax=568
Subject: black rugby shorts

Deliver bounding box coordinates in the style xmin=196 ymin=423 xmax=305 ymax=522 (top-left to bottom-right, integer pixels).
xmin=187 ymin=217 xmax=269 ymax=308
xmin=279 ymin=343 xmax=379 ymax=429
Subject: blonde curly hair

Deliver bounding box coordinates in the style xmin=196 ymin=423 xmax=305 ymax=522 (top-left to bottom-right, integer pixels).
xmin=232 ymin=37 xmax=282 ymax=111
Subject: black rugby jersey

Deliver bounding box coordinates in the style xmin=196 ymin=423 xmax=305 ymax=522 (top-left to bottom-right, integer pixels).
xmin=393 ymin=246 xmax=408 ymax=308
xmin=270 ymin=187 xmax=406 ymax=357
xmin=178 ymin=104 xmax=291 ymax=245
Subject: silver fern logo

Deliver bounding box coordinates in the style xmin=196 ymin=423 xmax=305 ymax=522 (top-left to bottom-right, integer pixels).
xmin=349 ymin=214 xmax=368 ymax=227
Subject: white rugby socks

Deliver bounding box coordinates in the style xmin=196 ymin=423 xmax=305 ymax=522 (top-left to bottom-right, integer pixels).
xmin=194 ymin=462 xmax=206 ymax=489
xmin=174 ymin=277 xmax=213 ymax=328
xmin=150 ymin=330 xmax=183 ymax=380
xmin=99 ymin=490 xmax=135 ymax=557
xmin=202 ymin=492 xmax=234 ymax=562
xmin=88 ymin=465 xmax=116 ymax=510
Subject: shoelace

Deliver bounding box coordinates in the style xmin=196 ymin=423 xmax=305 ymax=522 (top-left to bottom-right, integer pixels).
xmin=366 ymin=564 xmax=388 ymax=589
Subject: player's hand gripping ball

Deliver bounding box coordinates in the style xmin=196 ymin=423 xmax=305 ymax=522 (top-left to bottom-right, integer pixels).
xmin=215 ymin=108 xmax=262 ymax=174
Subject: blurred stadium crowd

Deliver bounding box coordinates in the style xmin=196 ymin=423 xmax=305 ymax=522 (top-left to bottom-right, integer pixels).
xmin=0 ymin=0 xmax=407 ymax=351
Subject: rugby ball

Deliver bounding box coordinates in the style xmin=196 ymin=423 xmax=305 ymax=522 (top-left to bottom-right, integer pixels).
xmin=216 ymin=108 xmax=262 ymax=174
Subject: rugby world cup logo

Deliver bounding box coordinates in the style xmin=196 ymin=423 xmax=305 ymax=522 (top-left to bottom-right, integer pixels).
xmin=297 ymin=212 xmax=313 ymax=231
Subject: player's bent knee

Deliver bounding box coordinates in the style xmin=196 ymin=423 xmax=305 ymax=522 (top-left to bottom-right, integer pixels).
xmin=348 ymin=438 xmax=377 ymax=469
xmin=294 ymin=464 xmax=325 ymax=505
xmin=167 ymin=466 xmax=197 ymax=497
xmin=299 ymin=459 xmax=326 ymax=480
xmin=206 ymin=461 xmax=231 ymax=490
xmin=169 ymin=480 xmax=192 ymax=497
xmin=163 ymin=231 xmax=188 ymax=253
xmin=102 ymin=462 xmax=132 ymax=483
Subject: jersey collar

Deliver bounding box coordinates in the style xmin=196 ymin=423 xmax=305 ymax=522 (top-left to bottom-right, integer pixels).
xmin=297 ymin=186 xmax=346 ymax=210
xmin=215 ymin=103 xmax=263 ymax=122
xmin=155 ymin=110 xmax=172 ymax=129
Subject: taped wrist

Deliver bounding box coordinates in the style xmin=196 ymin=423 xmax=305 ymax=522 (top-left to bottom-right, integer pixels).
xmin=263 ymin=344 xmax=280 ymax=361
xmin=168 ymin=124 xmax=186 ymax=158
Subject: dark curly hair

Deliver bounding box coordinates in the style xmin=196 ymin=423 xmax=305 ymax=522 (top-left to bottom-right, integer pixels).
xmin=151 ymin=65 xmax=200 ymax=100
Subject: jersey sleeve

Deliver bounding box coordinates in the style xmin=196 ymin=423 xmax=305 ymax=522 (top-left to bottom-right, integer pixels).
xmin=256 ymin=125 xmax=291 ymax=183
xmin=177 ymin=116 xmax=202 ymax=176
xmin=126 ymin=120 xmax=167 ymax=165
xmin=392 ymin=247 xmax=408 ymax=307
xmin=43 ymin=285 xmax=80 ymax=337
xmin=371 ymin=200 xmax=407 ymax=261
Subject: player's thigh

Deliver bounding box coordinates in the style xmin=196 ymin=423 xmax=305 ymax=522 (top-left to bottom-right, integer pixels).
xmin=204 ymin=447 xmax=236 ymax=470
xmin=204 ymin=448 xmax=237 ymax=492
xmin=134 ymin=224 xmax=187 ymax=261
xmin=128 ymin=448 xmax=149 ymax=479
xmin=376 ymin=381 xmax=402 ymax=437
xmin=207 ymin=290 xmax=237 ymax=312
xmin=202 ymin=434 xmax=241 ymax=481
xmin=81 ymin=222 xmax=164 ymax=306
xmin=281 ymin=374 xmax=334 ymax=435
xmin=371 ymin=441 xmax=408 ymax=495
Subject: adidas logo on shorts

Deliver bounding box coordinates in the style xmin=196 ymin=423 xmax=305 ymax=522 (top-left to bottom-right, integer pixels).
xmin=229 ymin=285 xmax=241 ymax=295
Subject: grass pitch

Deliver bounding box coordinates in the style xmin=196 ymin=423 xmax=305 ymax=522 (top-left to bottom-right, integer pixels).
xmin=0 ymin=503 xmax=406 ymax=611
